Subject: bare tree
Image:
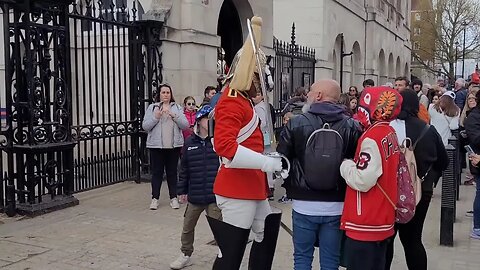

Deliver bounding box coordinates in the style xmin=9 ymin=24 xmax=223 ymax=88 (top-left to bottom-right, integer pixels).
xmin=413 ymin=0 xmax=480 ymax=80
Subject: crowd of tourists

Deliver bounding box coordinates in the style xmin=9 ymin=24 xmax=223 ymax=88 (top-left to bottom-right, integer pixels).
xmin=140 ymin=16 xmax=479 ymax=270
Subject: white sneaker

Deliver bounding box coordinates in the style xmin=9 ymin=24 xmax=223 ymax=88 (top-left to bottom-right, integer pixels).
xmin=170 ymin=198 xmax=180 ymax=209
xmin=149 ymin=199 xmax=159 ymax=210
xmin=170 ymin=254 xmax=192 ymax=269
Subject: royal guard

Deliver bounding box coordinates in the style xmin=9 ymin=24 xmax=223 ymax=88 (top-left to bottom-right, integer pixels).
xmin=206 ymin=16 xmax=284 ymax=270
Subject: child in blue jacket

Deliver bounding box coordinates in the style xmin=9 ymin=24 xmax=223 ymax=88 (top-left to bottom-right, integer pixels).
xmin=170 ymin=105 xmax=221 ymax=269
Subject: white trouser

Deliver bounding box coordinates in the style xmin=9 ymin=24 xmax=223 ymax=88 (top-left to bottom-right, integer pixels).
xmin=215 ymin=195 xmax=272 ymax=242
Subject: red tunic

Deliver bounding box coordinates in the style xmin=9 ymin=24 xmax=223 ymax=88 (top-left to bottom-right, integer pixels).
xmin=213 ymin=86 xmax=268 ymax=200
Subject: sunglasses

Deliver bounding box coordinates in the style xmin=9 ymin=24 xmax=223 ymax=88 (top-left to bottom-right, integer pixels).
xmin=187 ymin=103 xmax=195 ymax=106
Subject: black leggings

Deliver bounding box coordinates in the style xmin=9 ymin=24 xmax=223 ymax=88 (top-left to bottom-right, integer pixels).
xmin=150 ymin=148 xmax=181 ymax=200
xmin=345 ymin=237 xmax=388 ymax=270
xmin=385 ymin=193 xmax=432 ymax=270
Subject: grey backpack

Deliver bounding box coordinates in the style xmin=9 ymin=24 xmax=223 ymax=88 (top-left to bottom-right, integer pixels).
xmin=303 ymin=113 xmax=345 ymax=191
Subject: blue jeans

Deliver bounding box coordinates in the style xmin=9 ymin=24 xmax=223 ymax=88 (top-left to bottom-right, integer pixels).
xmin=292 ymin=210 xmax=342 ymax=270
xmin=475 ymin=176 xmax=480 ymax=229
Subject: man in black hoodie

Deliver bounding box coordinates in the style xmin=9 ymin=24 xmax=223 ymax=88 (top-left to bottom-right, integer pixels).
xmin=277 ymin=79 xmax=361 ymax=269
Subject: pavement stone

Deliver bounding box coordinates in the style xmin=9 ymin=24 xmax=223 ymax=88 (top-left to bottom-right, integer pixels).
xmin=0 ymin=179 xmax=479 ymax=270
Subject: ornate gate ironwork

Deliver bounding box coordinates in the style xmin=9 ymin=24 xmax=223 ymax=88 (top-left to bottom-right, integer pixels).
xmin=69 ymin=0 xmax=141 ymax=192
xmin=0 ymin=0 xmax=78 ymax=216
xmin=0 ymin=0 xmax=163 ymax=216
xmin=272 ymin=23 xmax=316 ymax=127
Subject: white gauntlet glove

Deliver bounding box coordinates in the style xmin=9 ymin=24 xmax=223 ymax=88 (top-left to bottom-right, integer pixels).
xmin=224 ymin=145 xmax=282 ymax=173
xmin=261 ymin=156 xmax=283 ymax=173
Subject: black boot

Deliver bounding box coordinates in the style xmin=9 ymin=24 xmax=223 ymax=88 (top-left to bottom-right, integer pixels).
xmin=206 ymin=215 xmax=250 ymax=270
xmin=248 ymin=212 xmax=282 ymax=270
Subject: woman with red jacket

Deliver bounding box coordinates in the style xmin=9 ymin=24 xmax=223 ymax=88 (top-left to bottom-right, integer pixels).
xmin=340 ymin=86 xmax=403 ymax=270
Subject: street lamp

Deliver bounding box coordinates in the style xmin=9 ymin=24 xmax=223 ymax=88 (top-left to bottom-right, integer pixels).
xmin=462 ymin=22 xmax=467 ymax=78
xmin=339 ymin=33 xmax=353 ymax=90
xmin=455 ymin=41 xmax=459 ymax=79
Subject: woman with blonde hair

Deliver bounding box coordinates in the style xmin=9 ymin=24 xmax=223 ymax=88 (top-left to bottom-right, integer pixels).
xmin=428 ymin=91 xmax=460 ymax=146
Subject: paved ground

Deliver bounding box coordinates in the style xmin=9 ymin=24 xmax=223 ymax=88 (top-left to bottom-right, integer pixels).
xmin=0 ymin=179 xmax=479 ymax=270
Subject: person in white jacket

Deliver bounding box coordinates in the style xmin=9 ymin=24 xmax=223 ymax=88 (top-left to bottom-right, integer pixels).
xmin=428 ymin=91 xmax=460 ymax=146
xmin=142 ymin=84 xmax=189 ymax=210
xmin=252 ymin=92 xmax=276 ymax=199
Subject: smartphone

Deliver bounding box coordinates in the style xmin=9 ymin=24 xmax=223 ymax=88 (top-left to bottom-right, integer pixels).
xmin=465 ymin=145 xmax=475 ymax=155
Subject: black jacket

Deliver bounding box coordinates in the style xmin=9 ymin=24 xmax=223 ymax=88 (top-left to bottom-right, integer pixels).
xmin=465 ymin=107 xmax=480 ymax=152
xmin=177 ymin=134 xmax=219 ymax=205
xmin=277 ymin=102 xmax=362 ymax=201
xmin=403 ymin=117 xmax=449 ymax=194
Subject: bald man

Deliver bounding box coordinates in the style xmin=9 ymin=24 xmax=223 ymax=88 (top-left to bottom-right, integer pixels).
xmin=277 ymin=79 xmax=362 ymax=269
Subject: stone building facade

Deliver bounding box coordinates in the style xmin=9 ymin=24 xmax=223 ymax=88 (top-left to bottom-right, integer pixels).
xmin=274 ymin=0 xmax=412 ymax=91
xmin=142 ymin=0 xmax=273 ymax=102
xmin=410 ymin=0 xmax=436 ymax=83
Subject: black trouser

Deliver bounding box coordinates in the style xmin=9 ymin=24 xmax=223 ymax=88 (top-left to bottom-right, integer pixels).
xmin=149 ymin=148 xmax=181 ymax=200
xmin=345 ymin=237 xmax=388 ymax=270
xmin=385 ymin=193 xmax=432 ymax=270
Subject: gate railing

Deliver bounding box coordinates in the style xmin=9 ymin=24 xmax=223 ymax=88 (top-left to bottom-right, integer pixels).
xmin=68 ymin=0 xmax=140 ymax=193
xmin=0 ymin=0 xmax=163 ymax=216
xmin=272 ymin=23 xmax=316 ymax=127
xmin=0 ymin=0 xmax=78 ymax=216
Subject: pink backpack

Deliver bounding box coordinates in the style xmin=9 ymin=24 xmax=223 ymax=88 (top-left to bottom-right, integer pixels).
xmin=377 ymin=152 xmax=416 ymax=224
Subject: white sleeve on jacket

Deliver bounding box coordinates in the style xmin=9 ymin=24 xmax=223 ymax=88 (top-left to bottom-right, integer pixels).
xmin=255 ymin=103 xmax=268 ymax=132
xmin=449 ymin=115 xmax=459 ymax=130
xmin=142 ymin=104 xmax=160 ymax=132
xmin=172 ymin=104 xmax=190 ymax=130
xmin=340 ymin=137 xmax=383 ymax=192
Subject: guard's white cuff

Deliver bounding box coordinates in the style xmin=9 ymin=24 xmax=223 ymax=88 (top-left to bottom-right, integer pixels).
xmin=224 ymin=145 xmax=267 ymax=170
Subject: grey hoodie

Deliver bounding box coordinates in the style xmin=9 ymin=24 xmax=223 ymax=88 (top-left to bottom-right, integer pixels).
xmin=142 ymin=102 xmax=189 ymax=148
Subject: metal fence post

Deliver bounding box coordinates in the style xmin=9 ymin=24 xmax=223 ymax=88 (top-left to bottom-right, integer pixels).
xmin=440 ymin=144 xmax=456 ymax=246
xmin=448 ymin=135 xmax=460 ymax=201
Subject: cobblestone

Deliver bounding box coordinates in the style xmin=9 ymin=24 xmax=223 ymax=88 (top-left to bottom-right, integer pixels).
xmin=0 ymin=180 xmax=479 ymax=270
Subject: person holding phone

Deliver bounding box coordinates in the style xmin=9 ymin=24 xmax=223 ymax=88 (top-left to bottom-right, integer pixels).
xmin=464 ymin=90 xmax=480 ymax=240
xmin=142 ymin=84 xmax=189 ymax=210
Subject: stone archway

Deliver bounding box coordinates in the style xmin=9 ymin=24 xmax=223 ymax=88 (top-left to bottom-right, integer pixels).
xmin=404 ymin=63 xmax=409 ymax=78
xmin=216 ymin=0 xmax=254 ymax=67
xmin=378 ymin=49 xmax=386 ymax=85
xmin=333 ymin=34 xmax=344 ymax=82
xmin=351 ymin=42 xmax=362 ymax=88
xmin=388 ymin=53 xmax=394 ymax=80
xmin=396 ymin=56 xmax=401 ymax=78
xmin=217 ymin=1 xmax=243 ymax=66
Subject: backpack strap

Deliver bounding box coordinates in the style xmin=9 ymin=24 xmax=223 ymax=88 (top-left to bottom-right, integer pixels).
xmin=303 ymin=112 xmax=324 ymax=130
xmin=376 ymin=183 xmax=397 ymax=210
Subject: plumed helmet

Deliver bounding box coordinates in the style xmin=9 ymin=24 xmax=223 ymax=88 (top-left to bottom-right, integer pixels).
xmin=226 ymin=16 xmax=267 ymax=91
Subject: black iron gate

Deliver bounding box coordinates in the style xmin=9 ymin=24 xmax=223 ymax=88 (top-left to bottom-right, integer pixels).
xmin=69 ymin=0 xmax=139 ymax=192
xmin=272 ymin=23 xmax=316 ymax=127
xmin=0 ymin=0 xmax=162 ymax=216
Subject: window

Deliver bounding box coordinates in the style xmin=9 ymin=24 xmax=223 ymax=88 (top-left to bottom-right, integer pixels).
xmin=415 ymin=13 xmax=421 ymax=21
xmin=413 ymin=42 xmax=420 ymax=50
xmin=414 ymin=28 xmax=421 ymax=36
